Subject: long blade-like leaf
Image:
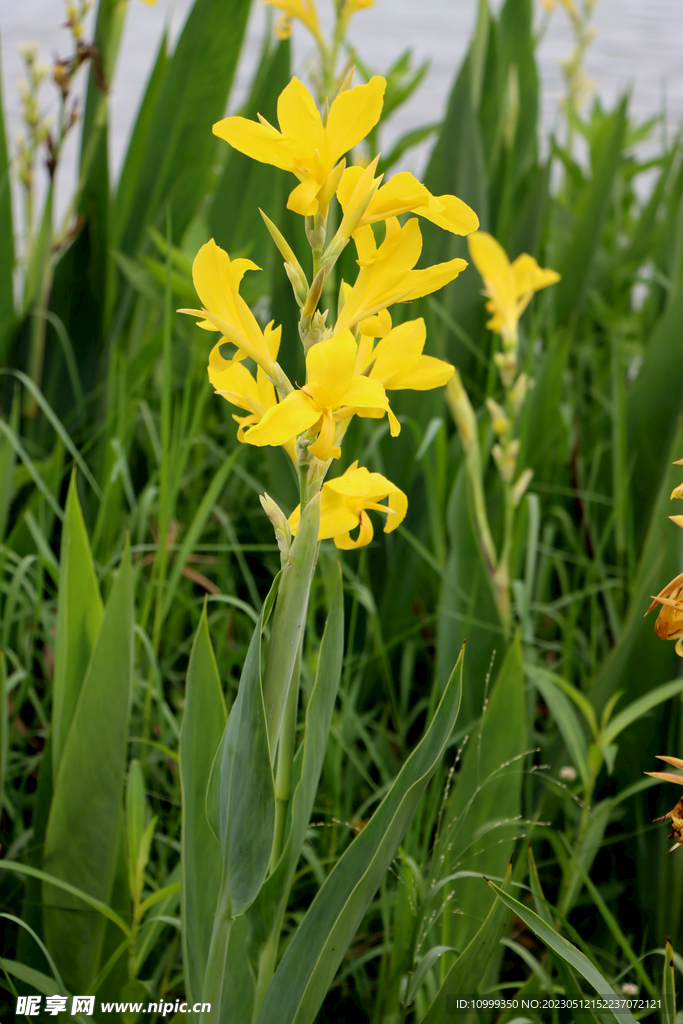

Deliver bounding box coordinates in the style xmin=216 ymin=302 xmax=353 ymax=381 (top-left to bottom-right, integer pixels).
xmin=254 ymin=646 xmax=464 ymax=1024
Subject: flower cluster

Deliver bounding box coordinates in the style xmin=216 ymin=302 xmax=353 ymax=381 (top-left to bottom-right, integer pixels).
xmin=181 ymin=72 xmax=478 ymax=549
xmin=646 ymin=457 xmax=683 ymax=654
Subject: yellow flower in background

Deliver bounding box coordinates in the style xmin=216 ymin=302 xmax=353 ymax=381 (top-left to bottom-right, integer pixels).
xmin=264 ymin=0 xmax=325 ymax=45
xmin=341 ymin=0 xmax=375 ymax=17
xmin=337 ymin=164 xmax=479 ymax=237
xmin=243 ymin=332 xmax=396 ymax=460
xmin=289 ymin=462 xmax=407 ymax=548
xmin=335 ymin=218 xmax=467 ymax=333
xmin=208 ymin=332 xmax=297 ymax=464
xmin=355 ymin=316 xmax=455 ymax=392
xmin=179 ymin=239 xmax=280 ymax=378
xmin=542 ymin=0 xmax=578 ymax=15
xmin=467 ymin=232 xmax=560 ymax=344
xmin=213 ymin=76 xmax=385 ymax=217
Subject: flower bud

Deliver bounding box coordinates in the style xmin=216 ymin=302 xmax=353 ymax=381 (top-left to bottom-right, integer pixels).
xmin=285 ymin=261 xmax=308 ymax=308
xmin=492 ymin=438 xmax=519 ymax=483
xmin=485 ymin=397 xmax=509 ymax=438
xmin=446 ymin=370 xmax=477 ymax=453
xmin=494 ymin=350 xmax=517 ymax=389
xmin=509 ymin=372 xmax=534 ymax=417
xmin=511 ymin=467 xmax=534 ymax=507
xmin=260 ymin=493 xmax=292 ymax=565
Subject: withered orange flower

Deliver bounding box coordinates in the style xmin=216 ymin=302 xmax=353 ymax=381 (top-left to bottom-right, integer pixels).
xmin=645 ymin=755 xmax=683 ymax=852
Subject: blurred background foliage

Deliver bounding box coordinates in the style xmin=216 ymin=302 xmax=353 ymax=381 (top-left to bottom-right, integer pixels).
xmin=2 ymin=0 xmax=683 ymax=1019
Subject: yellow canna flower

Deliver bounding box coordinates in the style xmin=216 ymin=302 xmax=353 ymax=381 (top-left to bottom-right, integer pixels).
xmin=207 ymin=330 xmax=297 ymax=464
xmin=179 ymin=239 xmax=281 ymax=379
xmin=467 ymin=232 xmax=560 ymax=345
xmin=337 ymin=164 xmax=479 ymax=237
xmin=335 ymin=218 xmax=467 ymax=334
xmin=355 ymin=315 xmax=455 ymax=392
xmin=243 ymin=331 xmax=396 ymax=461
xmin=289 ymin=462 xmax=407 ymax=549
xmin=213 ymin=76 xmax=386 ymax=217
xmin=264 ymin=0 xmax=325 ymax=45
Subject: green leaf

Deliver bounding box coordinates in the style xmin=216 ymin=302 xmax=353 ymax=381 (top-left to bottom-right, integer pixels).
xmin=179 ymin=606 xmax=227 ymax=1005
xmin=43 ymin=541 xmax=134 ymax=992
xmin=253 ymin=646 xmax=463 ymax=1024
xmin=554 ymin=99 xmax=627 ymax=325
xmin=602 ymin=678 xmax=683 ymax=746
xmin=51 ymin=473 xmax=104 ymax=776
xmin=206 ymin=587 xmax=275 ymax=918
xmin=437 ymin=634 xmax=527 ymax=957
xmin=0 ymin=958 xmax=66 ymax=998
xmin=487 ymin=880 xmax=638 ymax=1024
xmin=125 ymin=760 xmax=147 ymax=901
xmin=0 ymin=861 xmax=129 ymax=937
xmin=419 ymin=867 xmax=513 ymax=1024
xmin=663 ymin=938 xmax=676 ymax=1024
xmin=244 ymin=566 xmax=345 ymax=1015
xmin=528 ymin=666 xmax=590 ymax=787
xmin=116 ymin=0 xmax=253 ymax=254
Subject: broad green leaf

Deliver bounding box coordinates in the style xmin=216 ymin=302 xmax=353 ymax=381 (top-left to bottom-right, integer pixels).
xmin=419 ymin=866 xmax=513 ymax=1024
xmin=43 ymin=541 xmax=134 ymax=992
xmin=437 ymin=635 xmax=526 ymax=957
xmin=117 ymin=0 xmax=253 ymax=255
xmin=253 ymin=646 xmax=463 ymax=1024
xmin=202 ymin=583 xmax=277 ymax=1013
xmin=51 ymin=473 xmax=104 ymax=775
xmin=206 ymin=589 xmax=275 ymax=918
xmin=528 ymin=666 xmax=590 ymax=787
xmin=179 ymin=607 xmax=227 ymax=1006
xmin=554 ymin=99 xmax=627 ymax=325
xmin=244 ymin=566 xmax=344 ymax=1014
xmin=487 ymin=880 xmax=637 ymax=1024
xmin=602 ymin=678 xmax=683 ymax=746
xmin=126 ymin=760 xmax=147 ymax=901
xmin=0 ymin=860 xmax=129 ymax=936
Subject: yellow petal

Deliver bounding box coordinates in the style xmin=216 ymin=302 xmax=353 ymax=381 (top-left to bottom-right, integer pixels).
xmin=212 ymin=116 xmax=294 ymax=170
xmin=326 ymin=77 xmax=386 ymax=165
xmin=399 ymin=257 xmax=468 ymax=302
xmin=392 ymin=354 xmax=455 ymax=390
xmin=287 ymin=177 xmax=323 ymax=216
xmin=335 ymin=510 xmax=375 ymax=549
xmin=192 ymin=239 xmax=259 ymax=317
xmin=308 ymin=410 xmax=340 ymax=460
xmin=305 ymin=333 xmax=357 ymax=405
xmin=244 ymin=390 xmax=319 ymax=447
xmin=277 ymin=76 xmax=325 ymax=153
xmin=358 ymin=308 xmax=392 ymax=338
xmin=414 ymin=192 xmax=479 ymax=235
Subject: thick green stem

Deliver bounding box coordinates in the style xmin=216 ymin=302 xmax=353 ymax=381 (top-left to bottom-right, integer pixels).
xmin=262 ymin=491 xmax=320 ymax=757
xmin=271 ymin=640 xmax=302 ymax=870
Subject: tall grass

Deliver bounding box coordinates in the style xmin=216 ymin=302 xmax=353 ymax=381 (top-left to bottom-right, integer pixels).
xmin=1 ymin=0 xmax=683 ymax=1020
